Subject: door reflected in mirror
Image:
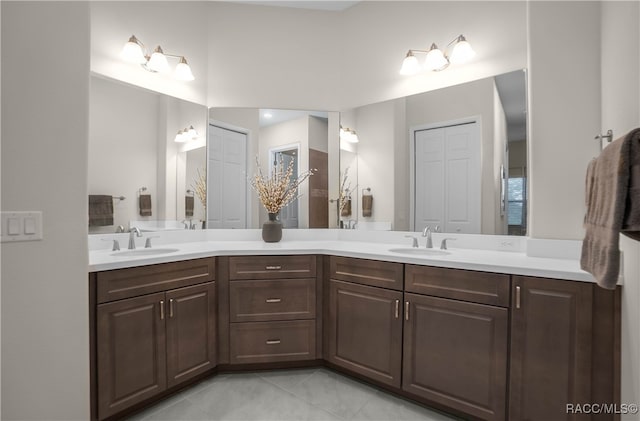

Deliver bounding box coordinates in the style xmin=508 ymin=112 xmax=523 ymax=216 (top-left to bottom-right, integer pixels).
xmin=208 ymin=108 xmax=338 ymax=229
xmin=339 ymin=69 xmax=527 ymax=235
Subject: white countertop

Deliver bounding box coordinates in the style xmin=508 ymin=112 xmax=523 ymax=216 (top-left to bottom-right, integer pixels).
xmin=88 ymin=233 xmax=602 ymax=284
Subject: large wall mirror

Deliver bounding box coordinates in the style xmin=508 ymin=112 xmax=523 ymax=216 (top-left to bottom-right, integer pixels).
xmin=340 ymin=69 xmax=527 ymax=235
xmin=88 ymin=74 xmax=208 ymax=233
xmin=207 ymin=108 xmax=340 ymax=229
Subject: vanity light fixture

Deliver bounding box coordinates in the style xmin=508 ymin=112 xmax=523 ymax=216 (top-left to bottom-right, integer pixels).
xmin=400 ymin=34 xmax=475 ymax=75
xmin=174 ymin=125 xmax=199 ymax=143
xmin=121 ymin=35 xmax=195 ymax=81
xmin=340 ymin=126 xmax=359 ymax=143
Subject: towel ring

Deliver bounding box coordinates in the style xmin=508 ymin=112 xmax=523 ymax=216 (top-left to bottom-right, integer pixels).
xmin=362 ymin=187 xmax=372 ymax=195
xmin=595 ymin=129 xmax=613 ymax=144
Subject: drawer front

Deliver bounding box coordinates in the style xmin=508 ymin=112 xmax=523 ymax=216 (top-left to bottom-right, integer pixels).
xmin=405 ymin=265 xmax=510 ymax=307
xmin=230 ymin=278 xmax=316 ymax=322
xmin=330 ymin=256 xmax=403 ymax=291
xmin=96 ymin=258 xmax=215 ymax=304
xmin=229 ymin=255 xmax=316 ymax=280
xmin=229 ymin=320 xmax=316 ymax=364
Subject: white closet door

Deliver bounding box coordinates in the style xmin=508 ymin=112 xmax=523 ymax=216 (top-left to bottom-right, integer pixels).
xmin=277 ymin=152 xmax=299 ymax=228
xmin=414 ymin=122 xmax=480 ymax=234
xmin=207 ymin=125 xmax=247 ymax=228
xmin=444 ymin=124 xmax=480 ymax=233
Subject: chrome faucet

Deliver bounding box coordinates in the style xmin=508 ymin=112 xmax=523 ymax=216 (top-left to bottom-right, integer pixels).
xmin=115 ymin=225 xmax=125 ymax=233
xmin=189 ymin=220 xmax=197 ymax=230
xmin=181 ymin=220 xmax=189 ymax=229
xmin=440 ymin=238 xmax=456 ymax=250
xmin=422 ymin=226 xmax=433 ymax=248
xmin=128 ymin=227 xmax=142 ymax=249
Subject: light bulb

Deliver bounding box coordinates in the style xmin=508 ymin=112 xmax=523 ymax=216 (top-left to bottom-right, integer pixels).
xmin=147 ymin=46 xmax=169 ymax=73
xmin=450 ymin=35 xmax=475 ymax=64
xmin=399 ymin=51 xmax=421 ymax=76
xmin=424 ymin=43 xmax=449 ymax=71
xmin=175 ymin=130 xmax=186 ymax=143
xmin=121 ymin=35 xmax=146 ymax=64
xmin=175 ymin=57 xmax=195 ymax=81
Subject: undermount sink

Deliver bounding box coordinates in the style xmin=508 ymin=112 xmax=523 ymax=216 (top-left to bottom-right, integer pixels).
xmin=111 ymin=248 xmax=180 ymax=257
xmin=388 ymin=248 xmax=450 ymax=256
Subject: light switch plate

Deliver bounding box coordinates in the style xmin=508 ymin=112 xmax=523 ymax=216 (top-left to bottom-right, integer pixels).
xmin=1 ymin=211 xmax=43 ymax=242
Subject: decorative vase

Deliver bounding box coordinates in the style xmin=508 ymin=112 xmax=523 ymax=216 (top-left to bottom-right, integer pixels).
xmin=262 ymin=212 xmax=282 ymax=242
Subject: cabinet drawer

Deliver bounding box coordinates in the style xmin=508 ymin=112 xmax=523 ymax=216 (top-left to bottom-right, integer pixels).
xmin=229 ymin=255 xmax=316 ymax=280
xmin=330 ymin=256 xmax=403 ymax=291
xmin=230 ymin=278 xmax=316 ymax=322
xmin=229 ymin=320 xmax=316 ymax=364
xmin=96 ymin=258 xmax=215 ymax=304
xmin=405 ymin=265 xmax=510 ymax=307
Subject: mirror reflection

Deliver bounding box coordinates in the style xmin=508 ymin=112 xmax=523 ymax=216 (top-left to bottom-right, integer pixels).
xmin=88 ymin=74 xmax=207 ymax=233
xmin=207 ymin=108 xmax=338 ymax=229
xmin=340 ymin=69 xmax=527 ymax=235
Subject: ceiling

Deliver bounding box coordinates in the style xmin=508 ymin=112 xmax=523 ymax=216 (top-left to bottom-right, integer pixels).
xmin=226 ymin=1 xmax=360 ymax=12
xmin=259 ymin=109 xmax=329 ymax=127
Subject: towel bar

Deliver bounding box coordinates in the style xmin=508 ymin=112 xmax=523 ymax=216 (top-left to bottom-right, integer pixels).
xmin=595 ymin=129 xmax=614 ymax=147
xmin=112 ymin=196 xmax=125 ymax=201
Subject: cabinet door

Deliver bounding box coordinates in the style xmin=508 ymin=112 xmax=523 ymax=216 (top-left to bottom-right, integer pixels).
xmin=509 ymin=276 xmax=593 ymax=421
xmin=166 ymin=282 xmax=217 ymax=388
xmin=97 ymin=292 xmax=167 ymax=419
xmin=402 ymin=293 xmax=508 ymax=421
xmin=328 ymin=279 xmax=403 ymax=387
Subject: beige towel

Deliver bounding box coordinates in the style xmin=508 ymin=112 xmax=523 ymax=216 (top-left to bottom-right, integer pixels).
xmin=362 ymin=194 xmax=373 ymax=217
xmin=581 ymin=128 xmax=640 ymax=289
xmin=88 ymin=195 xmax=113 ymax=226
xmin=139 ymin=194 xmax=152 ymax=217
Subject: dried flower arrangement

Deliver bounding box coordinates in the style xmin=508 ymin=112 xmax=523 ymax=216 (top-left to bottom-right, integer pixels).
xmin=339 ymin=167 xmax=356 ymax=216
xmin=249 ymin=156 xmax=315 ymax=214
xmin=192 ymin=168 xmax=207 ymax=213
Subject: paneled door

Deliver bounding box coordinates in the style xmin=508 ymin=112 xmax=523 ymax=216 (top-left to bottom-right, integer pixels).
xmin=207 ymin=125 xmax=247 ymax=228
xmin=414 ymin=121 xmax=480 ymax=233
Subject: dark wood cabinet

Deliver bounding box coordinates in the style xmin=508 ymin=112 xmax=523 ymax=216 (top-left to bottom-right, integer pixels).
xmin=166 ymin=282 xmax=217 ymax=388
xmin=327 ymin=279 xmax=403 ymax=387
xmin=97 ymin=292 xmax=167 ymax=419
xmin=509 ymin=276 xmax=594 ymax=421
xmin=227 ymin=255 xmax=318 ymax=364
xmin=92 ymin=258 xmax=216 ymax=420
xmin=402 ymin=293 xmax=508 ymax=421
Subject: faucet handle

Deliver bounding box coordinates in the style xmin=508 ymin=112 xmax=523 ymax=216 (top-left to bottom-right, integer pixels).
xmin=405 ymin=235 xmax=419 ymax=248
xmin=440 ymin=238 xmax=457 ymax=250
xmin=145 ymin=236 xmax=159 ymax=249
xmin=102 ymin=238 xmax=120 ymax=251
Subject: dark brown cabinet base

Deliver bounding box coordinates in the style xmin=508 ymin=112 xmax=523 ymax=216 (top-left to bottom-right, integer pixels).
xmin=402 ymin=293 xmax=508 ymax=421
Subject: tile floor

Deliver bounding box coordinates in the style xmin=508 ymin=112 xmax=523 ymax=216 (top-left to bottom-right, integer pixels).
xmin=125 ymin=368 xmax=462 ymax=421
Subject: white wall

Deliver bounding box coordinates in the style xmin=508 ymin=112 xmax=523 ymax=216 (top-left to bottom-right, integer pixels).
xmin=1 ymin=2 xmax=90 ymax=419
xmin=354 ymin=99 xmax=399 ymax=225
xmin=207 ymin=2 xmax=341 ymax=110
xmin=600 ymin=2 xmax=640 ymax=418
xmin=339 ymin=1 xmax=527 ymax=109
xmin=308 ymin=116 xmax=329 ymax=154
xmin=527 ymin=1 xmax=601 ymax=240
xmin=90 ymin=1 xmax=209 ymax=105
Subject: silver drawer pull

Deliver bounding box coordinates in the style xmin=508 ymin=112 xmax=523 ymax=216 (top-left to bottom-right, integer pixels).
xmin=266 ymin=339 xmax=281 ymax=345
xmin=266 ymin=298 xmax=282 ymax=303
xmin=265 ymin=265 xmax=282 ymax=270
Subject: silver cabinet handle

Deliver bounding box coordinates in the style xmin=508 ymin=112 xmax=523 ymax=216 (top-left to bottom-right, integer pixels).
xmin=160 ymin=300 xmax=165 ymax=320
xmin=266 ymin=298 xmax=282 ymax=303
xmin=169 ymin=298 xmax=174 ymax=318
xmin=265 ymin=265 xmax=282 ymax=270
xmin=516 ymin=286 xmax=521 ymax=309
xmin=395 ymin=300 xmax=399 ymax=319
xmin=405 ymin=301 xmax=410 ymax=321
xmin=266 ymin=339 xmax=281 ymax=345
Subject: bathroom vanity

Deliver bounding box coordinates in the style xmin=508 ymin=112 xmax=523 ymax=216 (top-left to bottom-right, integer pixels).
xmin=89 ymin=240 xmax=620 ymax=421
